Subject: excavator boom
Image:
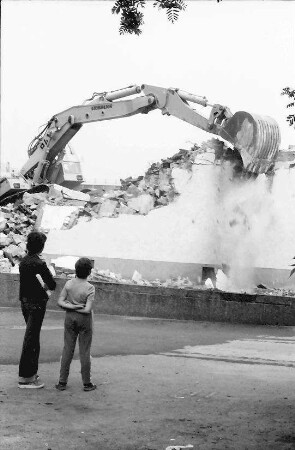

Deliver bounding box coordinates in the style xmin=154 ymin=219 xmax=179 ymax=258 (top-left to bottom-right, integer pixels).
xmin=14 ymin=83 xmax=281 ymax=191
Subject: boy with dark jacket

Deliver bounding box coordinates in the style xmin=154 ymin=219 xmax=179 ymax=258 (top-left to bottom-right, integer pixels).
xmin=18 ymin=231 xmax=56 ymax=389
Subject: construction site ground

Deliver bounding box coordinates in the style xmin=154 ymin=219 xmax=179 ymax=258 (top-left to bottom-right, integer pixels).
xmin=0 ymin=307 xmax=295 ymax=450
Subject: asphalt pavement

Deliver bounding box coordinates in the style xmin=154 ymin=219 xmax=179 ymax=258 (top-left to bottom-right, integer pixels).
xmin=1 ymin=306 xmax=295 ymax=367
xmin=1 ymin=307 xmax=295 ymax=450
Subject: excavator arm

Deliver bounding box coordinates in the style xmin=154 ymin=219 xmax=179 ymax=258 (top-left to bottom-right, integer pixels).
xmin=20 ymin=84 xmax=281 ymax=185
xmin=21 ymin=86 xmax=154 ymax=184
xmin=140 ymin=84 xmax=280 ymax=173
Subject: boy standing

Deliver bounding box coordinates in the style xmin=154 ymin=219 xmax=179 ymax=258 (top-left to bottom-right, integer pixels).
xmin=56 ymin=257 xmax=96 ymax=392
xmin=18 ymin=231 xmax=57 ymax=389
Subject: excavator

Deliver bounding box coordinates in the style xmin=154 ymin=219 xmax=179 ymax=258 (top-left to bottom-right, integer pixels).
xmin=0 ymin=84 xmax=281 ymax=204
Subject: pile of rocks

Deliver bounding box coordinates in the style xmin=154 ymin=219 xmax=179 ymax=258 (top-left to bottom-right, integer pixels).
xmin=0 ymin=141 xmax=216 ymax=270
xmin=89 ymin=267 xmax=205 ymax=290
xmin=254 ymin=287 xmax=295 ymax=297
xmin=0 ymin=190 xmax=52 ymax=270
xmin=61 ymin=143 xmax=206 ymax=229
xmin=0 ymin=202 xmax=38 ymax=270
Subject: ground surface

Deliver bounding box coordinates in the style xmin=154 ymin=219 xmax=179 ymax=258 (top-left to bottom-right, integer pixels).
xmin=0 ymin=307 xmax=295 ymax=450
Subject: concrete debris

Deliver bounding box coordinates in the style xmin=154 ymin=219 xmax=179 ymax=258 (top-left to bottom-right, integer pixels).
xmin=90 ymin=269 xmax=128 ymax=284
xmin=0 ymin=213 xmax=7 ymax=232
xmin=127 ymin=194 xmax=154 ymax=215
xmin=4 ymin=243 xmax=24 ymax=258
xmin=117 ymin=204 xmax=134 ymax=215
xmin=162 ymin=277 xmax=194 ymax=289
xmin=39 ymin=204 xmax=80 ymax=231
xmin=44 ymin=145 xmax=204 ymax=231
xmin=0 ymin=144 xmax=208 ymax=271
xmin=49 ymin=184 xmax=90 ymax=202
xmin=0 ymin=200 xmax=41 ymax=269
xmin=205 ymin=278 xmax=215 ymax=288
xmin=51 ymin=256 xmax=79 ymax=271
xmin=216 ymin=269 xmax=229 ymax=291
xmin=0 ymin=257 xmax=12 ymax=273
xmin=254 ymin=287 xmax=295 ymax=297
xmin=165 ymin=445 xmax=193 ymax=450
xmin=0 ymin=233 xmax=11 ymax=247
xmin=0 ymin=184 xmax=87 ymax=269
xmin=50 ymin=260 xmax=200 ymax=289
xmin=22 ymin=191 xmax=47 ymax=206
xmin=131 ymin=270 xmax=144 ymax=284
xmin=89 ymin=268 xmax=199 ymax=289
xmin=98 ymin=199 xmax=118 ymax=218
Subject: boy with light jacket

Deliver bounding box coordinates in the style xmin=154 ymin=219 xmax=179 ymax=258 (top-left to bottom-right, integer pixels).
xmin=56 ymin=257 xmax=96 ymax=392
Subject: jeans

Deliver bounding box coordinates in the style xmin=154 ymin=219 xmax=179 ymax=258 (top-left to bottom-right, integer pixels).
xmin=59 ymin=311 xmax=93 ymax=385
xmin=19 ymin=299 xmax=46 ymax=381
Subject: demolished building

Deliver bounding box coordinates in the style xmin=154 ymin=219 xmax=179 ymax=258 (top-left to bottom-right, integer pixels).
xmin=0 ymin=140 xmax=295 ymax=295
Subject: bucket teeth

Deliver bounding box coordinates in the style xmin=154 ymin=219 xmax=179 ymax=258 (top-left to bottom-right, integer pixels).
xmin=219 ymin=111 xmax=281 ymax=174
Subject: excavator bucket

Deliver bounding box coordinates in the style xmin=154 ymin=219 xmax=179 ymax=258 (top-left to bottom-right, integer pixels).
xmin=219 ymin=111 xmax=281 ymax=174
xmin=0 ymin=184 xmax=49 ymax=206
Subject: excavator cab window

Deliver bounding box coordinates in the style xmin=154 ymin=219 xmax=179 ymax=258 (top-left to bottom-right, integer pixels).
xmin=62 ymin=161 xmax=82 ymax=175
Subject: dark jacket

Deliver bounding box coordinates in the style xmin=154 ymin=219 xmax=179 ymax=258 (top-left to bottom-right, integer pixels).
xmin=19 ymin=254 xmax=57 ymax=303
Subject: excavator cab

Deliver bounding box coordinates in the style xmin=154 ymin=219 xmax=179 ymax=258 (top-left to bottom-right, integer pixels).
xmin=55 ymin=160 xmax=84 ymax=188
xmin=45 ymin=150 xmax=84 ymax=189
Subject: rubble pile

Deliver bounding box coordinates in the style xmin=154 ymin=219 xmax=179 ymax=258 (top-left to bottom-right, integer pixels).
xmin=52 ymin=258 xmax=295 ymax=295
xmin=0 ymin=145 xmax=201 ymax=270
xmin=55 ymin=264 xmax=208 ymax=290
xmin=51 ymin=255 xmax=206 ymax=289
xmin=90 ymin=268 xmax=207 ymax=289
xmin=254 ymin=287 xmax=295 ymax=297
xmin=60 ymin=144 xmax=204 ymax=229
xmin=0 ymin=198 xmax=43 ymax=271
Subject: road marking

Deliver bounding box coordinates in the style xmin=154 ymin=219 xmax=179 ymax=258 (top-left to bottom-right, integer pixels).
xmin=161 ymin=337 xmax=295 ymax=367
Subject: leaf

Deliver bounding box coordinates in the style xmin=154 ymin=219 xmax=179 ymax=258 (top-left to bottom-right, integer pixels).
xmin=281 ymin=87 xmax=295 ymax=98
xmin=153 ymin=0 xmax=187 ymax=18
xmin=286 ymin=114 xmax=295 ymax=126
xmin=289 ymin=267 xmax=295 ymax=278
xmin=112 ymin=0 xmax=146 ymax=35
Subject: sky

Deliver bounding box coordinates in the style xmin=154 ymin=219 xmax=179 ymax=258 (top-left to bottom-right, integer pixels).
xmin=1 ymin=0 xmax=295 ymax=184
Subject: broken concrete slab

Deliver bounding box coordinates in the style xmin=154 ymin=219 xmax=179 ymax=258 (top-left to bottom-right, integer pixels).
xmin=0 ymin=233 xmax=11 ymax=247
xmin=49 ymin=184 xmax=90 ymax=202
xmin=0 ymin=214 xmax=7 ymax=232
xmin=39 ymin=204 xmax=79 ymax=231
xmin=127 ymin=194 xmax=154 ymax=215
xmin=98 ymin=199 xmax=118 ymax=218
xmin=22 ymin=191 xmax=48 ymax=205
xmin=117 ymin=203 xmax=135 ymax=215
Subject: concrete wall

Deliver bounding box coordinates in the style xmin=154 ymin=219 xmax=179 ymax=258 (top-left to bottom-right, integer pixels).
xmin=1 ymin=273 xmax=295 ymax=326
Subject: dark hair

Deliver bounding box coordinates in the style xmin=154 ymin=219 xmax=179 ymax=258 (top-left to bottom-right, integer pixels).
xmin=26 ymin=231 xmax=47 ymax=255
xmin=75 ymin=257 xmax=93 ymax=279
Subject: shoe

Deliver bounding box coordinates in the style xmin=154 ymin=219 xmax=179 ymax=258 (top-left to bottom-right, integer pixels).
xmin=55 ymin=382 xmax=67 ymax=391
xmin=18 ymin=380 xmax=44 ymax=389
xmin=83 ymin=383 xmax=97 ymax=392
